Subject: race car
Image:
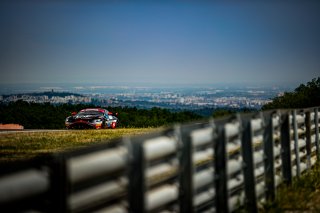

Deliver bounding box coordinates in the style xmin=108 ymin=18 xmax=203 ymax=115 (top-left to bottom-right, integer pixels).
xmin=65 ymin=108 xmax=119 ymax=129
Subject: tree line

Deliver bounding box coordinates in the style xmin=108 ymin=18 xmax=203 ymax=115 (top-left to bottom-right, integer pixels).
xmin=0 ymin=101 xmax=202 ymax=129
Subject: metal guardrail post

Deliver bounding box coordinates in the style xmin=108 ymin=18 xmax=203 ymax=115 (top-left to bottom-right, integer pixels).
xmin=315 ymin=108 xmax=320 ymax=160
xmin=179 ymin=125 xmax=194 ymax=213
xmin=292 ymin=110 xmax=301 ymax=177
xmin=240 ymin=115 xmax=258 ymax=213
xmin=280 ymin=111 xmax=292 ymax=185
xmin=210 ymin=119 xmax=216 ymax=212
xmin=128 ymin=137 xmax=146 ymax=213
xmin=263 ymin=111 xmax=275 ymax=201
xmin=305 ymin=110 xmax=312 ymax=169
xmin=50 ymin=155 xmax=69 ymax=213
xmin=214 ymin=123 xmax=228 ymax=213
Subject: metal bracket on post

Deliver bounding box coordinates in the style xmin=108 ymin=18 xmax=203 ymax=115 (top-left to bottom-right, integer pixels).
xmin=128 ymin=138 xmax=146 ymax=213
xmin=305 ymin=110 xmax=312 ymax=169
xmin=240 ymin=115 xmax=258 ymax=213
xmin=214 ymin=124 xmax=229 ymax=213
xmin=280 ymin=111 xmax=292 ymax=185
xmin=263 ymin=111 xmax=275 ymax=202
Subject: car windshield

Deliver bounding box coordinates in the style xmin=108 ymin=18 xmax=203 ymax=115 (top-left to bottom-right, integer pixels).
xmin=77 ymin=111 xmax=103 ymax=116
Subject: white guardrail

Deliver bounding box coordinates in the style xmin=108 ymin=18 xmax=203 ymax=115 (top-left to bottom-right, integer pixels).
xmin=0 ymin=107 xmax=319 ymax=213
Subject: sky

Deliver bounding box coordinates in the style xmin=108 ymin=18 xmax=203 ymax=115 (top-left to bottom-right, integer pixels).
xmin=0 ymin=1 xmax=320 ymax=86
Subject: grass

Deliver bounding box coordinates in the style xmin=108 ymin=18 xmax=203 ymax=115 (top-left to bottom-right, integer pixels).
xmin=0 ymin=128 xmax=155 ymax=162
xmin=262 ymin=163 xmax=320 ymax=212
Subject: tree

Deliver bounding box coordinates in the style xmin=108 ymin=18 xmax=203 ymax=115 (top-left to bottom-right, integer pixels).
xmin=212 ymin=109 xmax=235 ymax=118
xmin=262 ymin=77 xmax=320 ymax=110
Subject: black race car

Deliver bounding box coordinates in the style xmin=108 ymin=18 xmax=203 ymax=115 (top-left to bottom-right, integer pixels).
xmin=65 ymin=108 xmax=119 ymax=129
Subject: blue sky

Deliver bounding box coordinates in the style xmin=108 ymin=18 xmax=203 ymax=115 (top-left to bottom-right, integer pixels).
xmin=1 ymin=1 xmax=319 ymax=86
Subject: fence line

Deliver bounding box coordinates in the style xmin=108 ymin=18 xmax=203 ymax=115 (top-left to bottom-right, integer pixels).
xmin=0 ymin=107 xmax=320 ymax=212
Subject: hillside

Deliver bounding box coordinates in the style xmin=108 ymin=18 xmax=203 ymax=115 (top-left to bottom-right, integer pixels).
xmin=262 ymin=77 xmax=320 ymax=110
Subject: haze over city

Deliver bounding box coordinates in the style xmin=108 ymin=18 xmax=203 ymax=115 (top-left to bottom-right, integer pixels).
xmin=1 ymin=1 xmax=320 ymax=87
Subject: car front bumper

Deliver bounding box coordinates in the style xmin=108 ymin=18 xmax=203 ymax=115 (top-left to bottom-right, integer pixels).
xmin=65 ymin=121 xmax=102 ymax=129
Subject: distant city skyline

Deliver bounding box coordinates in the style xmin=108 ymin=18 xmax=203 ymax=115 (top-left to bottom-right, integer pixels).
xmin=1 ymin=1 xmax=319 ymax=86
xmin=0 ymin=85 xmax=280 ymax=110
